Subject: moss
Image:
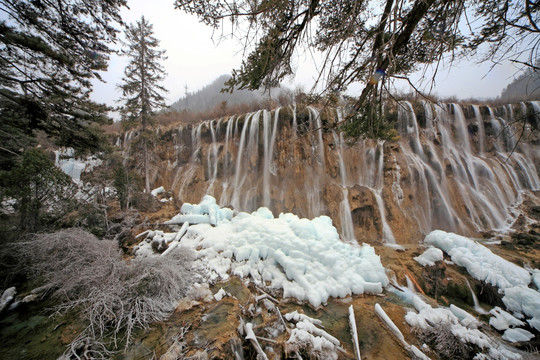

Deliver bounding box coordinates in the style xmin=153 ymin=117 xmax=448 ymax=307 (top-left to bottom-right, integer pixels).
xmin=445 ymin=281 xmax=473 ymax=306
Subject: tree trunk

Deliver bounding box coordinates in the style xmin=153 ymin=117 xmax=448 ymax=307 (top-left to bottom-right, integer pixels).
xmin=143 ymin=135 xmax=150 ymax=194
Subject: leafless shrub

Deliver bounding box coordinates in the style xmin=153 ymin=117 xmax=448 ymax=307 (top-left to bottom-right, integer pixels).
xmin=157 ymin=325 xmax=190 ymax=360
xmin=414 ymin=322 xmax=480 ymax=360
xmin=16 ymin=228 xmax=197 ymax=357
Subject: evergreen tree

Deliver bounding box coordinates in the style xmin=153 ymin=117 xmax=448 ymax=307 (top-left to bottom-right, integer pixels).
xmin=175 ymin=0 xmax=539 ymax=139
xmin=118 ymin=16 xmax=167 ymax=194
xmin=2 ymin=148 xmax=75 ymax=232
xmin=0 ymin=0 xmax=127 ymax=169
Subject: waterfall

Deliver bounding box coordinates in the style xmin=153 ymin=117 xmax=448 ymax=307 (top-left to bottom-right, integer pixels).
xmin=465 ymin=279 xmax=487 ymax=315
xmin=472 ymin=105 xmax=485 ymax=155
xmin=333 ymin=130 xmax=356 ymax=243
xmin=206 ymin=119 xmax=220 ymax=194
xmin=165 ymin=100 xmax=539 ymax=244
xmin=178 ymin=123 xmax=203 ymax=197
xmin=230 ymin=113 xmax=254 ymax=211
xmin=263 ymin=108 xmax=280 ymax=207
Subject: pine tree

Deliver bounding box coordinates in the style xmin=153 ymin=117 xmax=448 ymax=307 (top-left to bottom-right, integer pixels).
xmin=0 ymin=0 xmax=127 ymax=169
xmin=118 ymin=16 xmax=167 ymax=194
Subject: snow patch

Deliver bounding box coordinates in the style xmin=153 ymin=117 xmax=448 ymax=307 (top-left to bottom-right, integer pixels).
xmin=0 ymin=287 xmax=16 ymax=312
xmin=151 ymin=186 xmax=165 ymax=196
xmin=489 ymin=307 xmax=525 ymax=331
xmin=166 ymin=195 xmax=233 ymax=226
xmin=502 ymin=286 xmax=540 ymax=331
xmin=424 ymin=230 xmax=531 ymax=289
xmin=502 ymin=328 xmax=534 ymax=343
xmin=414 ymin=247 xmax=444 ymax=267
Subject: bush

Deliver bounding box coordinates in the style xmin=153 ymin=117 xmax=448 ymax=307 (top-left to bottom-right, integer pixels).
xmin=17 ymin=228 xmax=197 ymax=357
xmin=415 ymin=322 xmax=481 ymax=360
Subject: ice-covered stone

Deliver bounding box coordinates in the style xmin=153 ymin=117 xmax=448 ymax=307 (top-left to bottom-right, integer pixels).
xmin=425 ymin=230 xmax=531 ymax=289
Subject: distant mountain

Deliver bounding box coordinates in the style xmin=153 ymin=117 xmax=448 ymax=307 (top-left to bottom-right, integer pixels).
xmin=499 ymin=67 xmax=540 ymax=102
xmin=170 ymin=75 xmax=286 ymax=112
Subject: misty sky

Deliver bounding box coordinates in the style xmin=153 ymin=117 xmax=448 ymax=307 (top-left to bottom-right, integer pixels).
xmin=91 ymin=1 xmax=525 ymax=111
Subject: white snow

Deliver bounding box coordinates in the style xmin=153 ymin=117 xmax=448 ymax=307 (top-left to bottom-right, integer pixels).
xmin=414 ymin=247 xmax=444 ymax=267
xmin=424 ymin=230 xmax=531 ymax=289
xmin=502 ymin=328 xmax=534 ymax=343
xmin=213 ymin=288 xmax=227 ymax=301
xmin=284 ymin=311 xmax=323 ymax=326
xmin=423 ymin=230 xmax=540 ymax=338
xmin=286 ymin=326 xmax=338 ymax=360
xmin=284 ymin=311 xmax=342 ymax=360
xmin=502 ymin=286 xmax=540 ymax=331
xmin=489 ymin=307 xmax=525 ymax=331
xmin=138 ymin=196 xmax=389 ymax=307
xmin=166 ymin=195 xmax=233 ymax=226
xmin=151 ymin=186 xmax=165 ymax=196
xmin=401 ymin=290 xmax=526 ymax=359
xmin=532 ymin=269 xmax=540 ymax=290
xmin=449 ymin=304 xmax=479 ymax=329
xmin=0 ymin=287 xmax=16 ymax=312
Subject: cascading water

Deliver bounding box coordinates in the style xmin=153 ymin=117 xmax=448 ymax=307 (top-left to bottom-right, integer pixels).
xmin=158 ymin=101 xmax=539 ymax=244
xmin=332 ymin=129 xmax=356 ymax=243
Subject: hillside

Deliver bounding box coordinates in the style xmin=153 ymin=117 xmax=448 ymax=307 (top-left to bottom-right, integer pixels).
xmin=170 ymin=74 xmax=287 ymax=113
xmin=500 ymin=68 xmax=540 ymax=102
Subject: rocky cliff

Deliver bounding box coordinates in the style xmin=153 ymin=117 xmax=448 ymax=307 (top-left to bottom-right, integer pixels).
xmin=121 ymin=101 xmax=540 ymax=245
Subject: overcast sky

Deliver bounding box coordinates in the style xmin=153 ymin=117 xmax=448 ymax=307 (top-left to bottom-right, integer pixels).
xmin=91 ymin=1 xmax=524 ymax=112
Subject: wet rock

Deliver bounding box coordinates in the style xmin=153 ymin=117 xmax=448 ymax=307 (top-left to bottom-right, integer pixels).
xmin=511 ymin=232 xmax=539 ymax=248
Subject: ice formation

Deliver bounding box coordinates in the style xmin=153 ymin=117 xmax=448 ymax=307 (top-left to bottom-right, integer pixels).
xmin=403 ymin=293 xmax=520 ymax=360
xmin=165 ymin=195 xmax=233 ymax=226
xmin=413 ymin=247 xmax=443 ymax=267
xmin=284 ymin=311 xmax=341 ymax=360
xmin=502 ymin=286 xmax=540 ymax=331
xmin=54 ymin=148 xmax=102 ymax=183
xmin=348 ymin=305 xmax=361 ymax=360
xmin=137 ymin=196 xmax=389 ymax=307
xmin=488 ymin=307 xmax=525 ymax=331
xmin=424 ymin=230 xmax=531 ymax=289
xmin=502 ymin=328 xmax=534 ymax=343
xmin=532 ymin=269 xmax=540 ymax=290
xmin=0 ymin=287 xmax=16 ymax=312
xmin=424 ymin=230 xmax=540 ymax=342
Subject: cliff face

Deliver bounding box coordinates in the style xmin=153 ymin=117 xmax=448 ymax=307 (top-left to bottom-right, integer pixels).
xmin=123 ymin=101 xmax=540 ymax=245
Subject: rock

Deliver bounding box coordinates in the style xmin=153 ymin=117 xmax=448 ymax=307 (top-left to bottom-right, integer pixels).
xmin=0 ymin=287 xmax=16 ymax=312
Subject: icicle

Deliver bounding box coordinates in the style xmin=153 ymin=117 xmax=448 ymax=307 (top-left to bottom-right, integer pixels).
xmin=348 ymin=305 xmax=361 ymax=360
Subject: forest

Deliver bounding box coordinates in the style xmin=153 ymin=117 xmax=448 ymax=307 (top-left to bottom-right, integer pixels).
xmin=1 ymin=1 xmax=540 ymax=359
